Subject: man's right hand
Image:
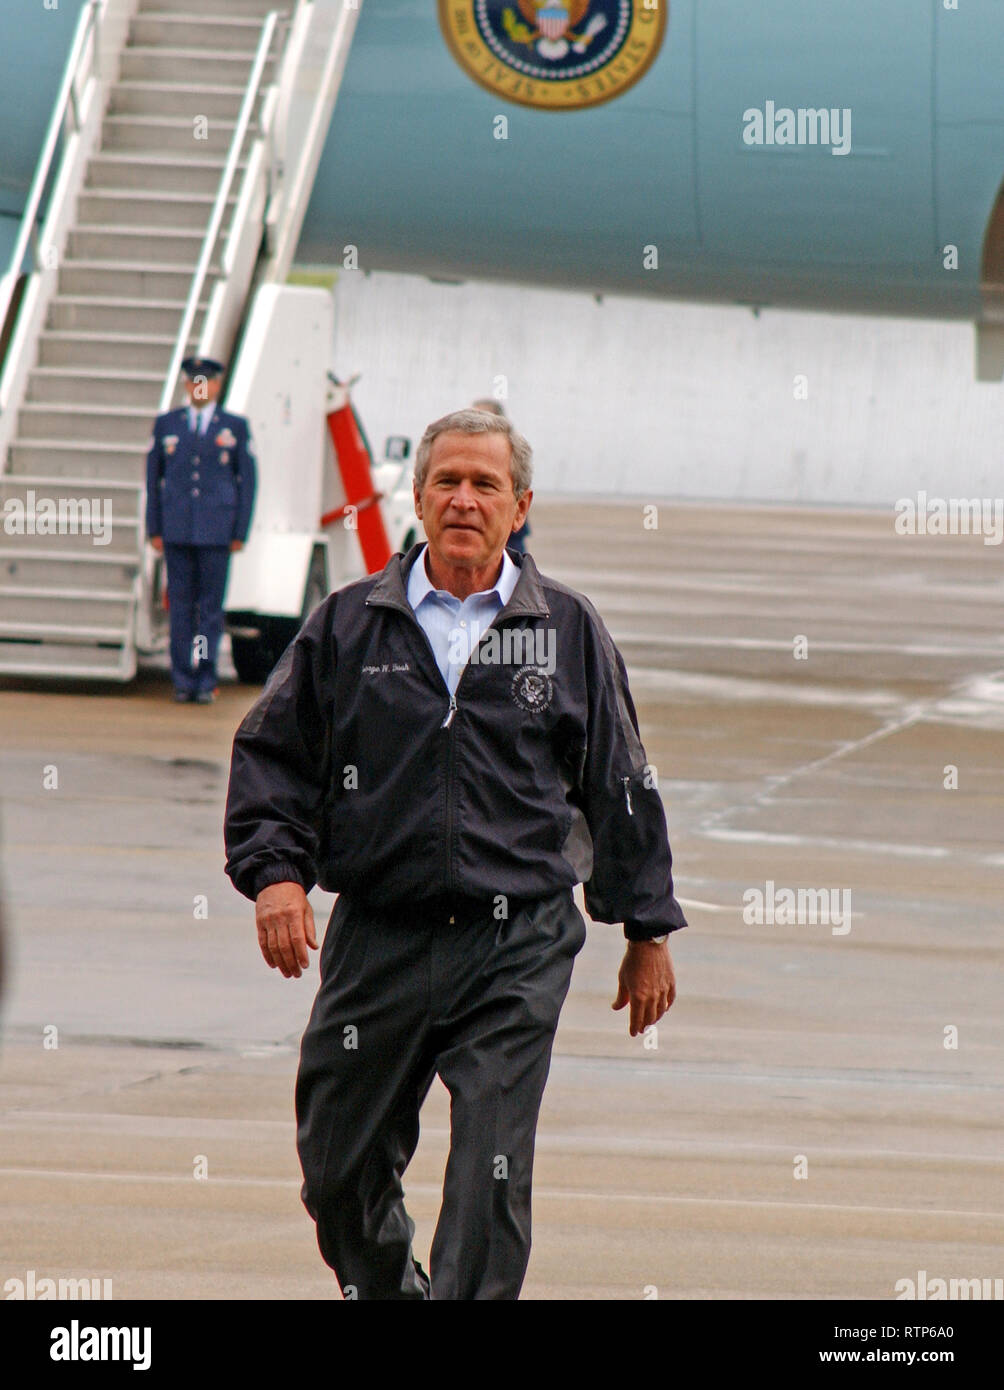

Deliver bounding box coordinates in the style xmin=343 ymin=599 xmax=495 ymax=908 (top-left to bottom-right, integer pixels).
xmin=255 ymin=881 xmax=318 ymax=979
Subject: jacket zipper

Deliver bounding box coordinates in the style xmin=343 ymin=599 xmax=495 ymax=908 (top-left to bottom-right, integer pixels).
xmin=385 ymin=603 xmax=460 ymax=894
xmin=442 ymin=690 xmax=459 ymax=892
xmin=370 ymin=592 xmax=529 ymax=895
xmin=439 ymin=642 xmax=490 ymax=890
xmin=623 ymin=776 xmax=634 ymax=815
xmin=439 ymin=623 xmax=504 ymax=890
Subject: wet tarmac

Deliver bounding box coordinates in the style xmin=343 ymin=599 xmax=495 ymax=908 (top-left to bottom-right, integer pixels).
xmin=1 ymin=499 xmax=1002 ymax=1299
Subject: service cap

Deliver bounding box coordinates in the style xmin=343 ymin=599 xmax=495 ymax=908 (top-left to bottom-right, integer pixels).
xmin=181 ymin=356 xmax=224 ymax=380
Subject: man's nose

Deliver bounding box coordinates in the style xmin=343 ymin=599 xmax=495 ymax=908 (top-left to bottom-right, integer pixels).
xmin=448 ymin=482 xmax=479 ymax=507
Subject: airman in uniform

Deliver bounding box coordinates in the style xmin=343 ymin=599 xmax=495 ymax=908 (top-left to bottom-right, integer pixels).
xmin=145 ymin=357 xmax=256 ymax=702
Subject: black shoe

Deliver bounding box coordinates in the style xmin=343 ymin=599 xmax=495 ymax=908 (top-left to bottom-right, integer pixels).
xmin=194 ymin=689 xmax=216 ymax=705
xmin=173 ymin=690 xmax=192 ymax=703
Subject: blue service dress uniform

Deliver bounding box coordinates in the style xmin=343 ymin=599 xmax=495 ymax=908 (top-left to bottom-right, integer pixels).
xmin=145 ymin=405 xmax=256 ymax=696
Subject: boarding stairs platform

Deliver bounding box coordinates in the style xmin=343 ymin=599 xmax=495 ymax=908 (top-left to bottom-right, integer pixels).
xmin=0 ymin=0 xmax=361 ymax=679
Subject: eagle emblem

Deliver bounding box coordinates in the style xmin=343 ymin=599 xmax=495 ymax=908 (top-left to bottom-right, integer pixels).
xmin=439 ymin=2 xmax=667 ymax=111
xmin=507 ymin=2 xmax=603 ymax=60
xmin=510 ymin=665 xmax=554 ymax=713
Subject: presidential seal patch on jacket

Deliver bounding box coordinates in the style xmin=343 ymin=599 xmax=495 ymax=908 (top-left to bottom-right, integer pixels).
xmin=510 ymin=665 xmax=554 ymax=713
xmin=438 ymin=1 xmax=667 ymax=111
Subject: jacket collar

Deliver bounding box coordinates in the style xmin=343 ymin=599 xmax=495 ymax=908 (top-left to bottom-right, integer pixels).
xmin=367 ymin=542 xmax=550 ymax=618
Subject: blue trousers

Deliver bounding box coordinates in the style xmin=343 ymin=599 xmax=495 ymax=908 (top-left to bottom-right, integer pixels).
xmin=163 ymin=543 xmax=230 ymax=695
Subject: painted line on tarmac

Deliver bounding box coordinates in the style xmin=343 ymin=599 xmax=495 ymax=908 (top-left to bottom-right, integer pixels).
xmin=615 ymin=632 xmax=1004 ymax=659
xmin=2 ymin=1166 xmax=1002 ymax=1222
xmin=7 ymin=1119 xmax=1001 ymax=1168
xmin=697 ymin=669 xmax=1004 ymax=833
xmin=700 ymin=827 xmax=979 ymax=863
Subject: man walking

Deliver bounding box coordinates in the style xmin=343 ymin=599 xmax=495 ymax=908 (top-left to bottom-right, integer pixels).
xmin=224 ymin=408 xmax=687 ymax=1299
xmin=146 ymin=356 xmax=256 ymax=702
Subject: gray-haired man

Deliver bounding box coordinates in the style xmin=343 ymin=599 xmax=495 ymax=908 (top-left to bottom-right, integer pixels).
xmin=224 ymin=408 xmax=687 ymax=1300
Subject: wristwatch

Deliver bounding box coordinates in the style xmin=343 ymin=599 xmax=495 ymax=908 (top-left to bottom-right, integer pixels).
xmin=645 ymin=934 xmax=669 ymax=944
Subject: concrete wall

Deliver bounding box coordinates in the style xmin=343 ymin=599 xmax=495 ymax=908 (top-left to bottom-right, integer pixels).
xmin=331 ymin=270 xmax=1004 ymax=507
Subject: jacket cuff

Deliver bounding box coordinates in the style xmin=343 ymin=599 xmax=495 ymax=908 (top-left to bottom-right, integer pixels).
xmin=623 ymin=919 xmax=685 ymax=942
xmin=252 ymin=862 xmax=309 ymax=898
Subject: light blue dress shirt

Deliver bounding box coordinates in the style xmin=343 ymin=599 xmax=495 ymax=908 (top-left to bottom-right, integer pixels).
xmin=187 ymin=402 xmax=215 ymax=435
xmin=407 ymin=543 xmax=520 ymax=694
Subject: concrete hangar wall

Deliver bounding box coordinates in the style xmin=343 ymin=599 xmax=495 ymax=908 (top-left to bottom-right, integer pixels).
xmin=330 ymin=270 xmax=1003 ymax=510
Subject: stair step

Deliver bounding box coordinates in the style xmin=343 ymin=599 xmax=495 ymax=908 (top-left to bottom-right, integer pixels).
xmin=47 ymin=296 xmax=206 ymax=336
xmin=102 ymin=114 xmax=245 ymax=153
xmin=2 ymin=474 xmax=142 ymax=495
xmin=57 ymin=261 xmax=222 ymax=300
xmin=38 ymin=331 xmax=180 ymax=372
xmin=0 ymin=478 xmax=141 ymax=542
xmin=0 ymin=519 xmax=141 ymax=558
xmin=0 ymin=552 xmax=139 ymax=591
xmin=67 ymin=226 xmax=223 ymax=264
xmin=9 ymin=442 xmax=150 ymax=482
xmin=0 ymin=640 xmax=136 ymax=676
xmin=0 ymin=583 xmax=136 ymax=633
xmin=0 ymin=618 xmax=131 ymax=642
xmin=26 ymin=367 xmax=165 ymax=409
xmin=1 ymin=581 xmax=135 ymax=598
xmin=137 ymin=0 xmax=287 ymax=14
xmin=119 ymin=48 xmax=276 ymax=85
xmin=108 ymin=81 xmax=257 ymax=120
xmin=0 ymin=639 xmax=135 ymax=681
xmin=85 ymin=153 xmax=243 ymax=195
xmin=76 ymin=190 xmax=235 ymax=230
xmin=18 ymin=403 xmax=160 ymax=445
xmin=131 ymin=14 xmax=274 ymax=47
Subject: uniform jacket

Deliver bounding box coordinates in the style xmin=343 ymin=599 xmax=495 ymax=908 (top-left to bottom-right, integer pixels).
xmin=224 ymin=544 xmax=689 ymax=942
xmin=145 ymin=405 xmax=256 ymax=546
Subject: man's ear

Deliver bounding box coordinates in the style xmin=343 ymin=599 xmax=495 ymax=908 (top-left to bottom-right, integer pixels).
xmin=413 ymin=485 xmax=423 ymax=520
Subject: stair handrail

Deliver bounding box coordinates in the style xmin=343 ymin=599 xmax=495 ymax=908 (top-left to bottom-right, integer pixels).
xmin=264 ymin=0 xmax=363 ymax=285
xmin=158 ymin=8 xmax=280 ymax=415
xmin=0 ymin=0 xmax=101 ymax=390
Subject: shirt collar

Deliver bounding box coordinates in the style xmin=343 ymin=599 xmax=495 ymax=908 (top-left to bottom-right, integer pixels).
xmin=407 ymin=542 xmax=520 ymax=611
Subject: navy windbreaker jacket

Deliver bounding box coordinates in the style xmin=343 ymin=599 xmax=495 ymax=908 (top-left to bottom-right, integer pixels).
xmin=223 ymin=544 xmax=688 ymax=942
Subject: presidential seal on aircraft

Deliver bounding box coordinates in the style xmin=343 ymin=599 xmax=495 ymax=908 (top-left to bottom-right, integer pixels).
xmin=439 ymin=1 xmax=668 ymax=110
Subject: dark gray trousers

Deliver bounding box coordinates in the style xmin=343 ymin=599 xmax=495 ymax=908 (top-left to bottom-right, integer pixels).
xmin=295 ymin=887 xmax=587 ymax=1300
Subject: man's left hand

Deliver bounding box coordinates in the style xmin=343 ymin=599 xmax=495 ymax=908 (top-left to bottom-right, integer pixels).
xmin=612 ymin=940 xmax=676 ymax=1037
xmin=229 ymin=540 xmax=244 ymax=553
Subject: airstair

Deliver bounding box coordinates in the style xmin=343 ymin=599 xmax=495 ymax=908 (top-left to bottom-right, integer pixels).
xmin=0 ymin=0 xmax=362 ymax=679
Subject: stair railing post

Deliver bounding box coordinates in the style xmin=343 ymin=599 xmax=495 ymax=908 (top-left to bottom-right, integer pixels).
xmin=0 ymin=0 xmax=100 ymax=403
xmin=158 ymin=10 xmax=280 ymax=416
